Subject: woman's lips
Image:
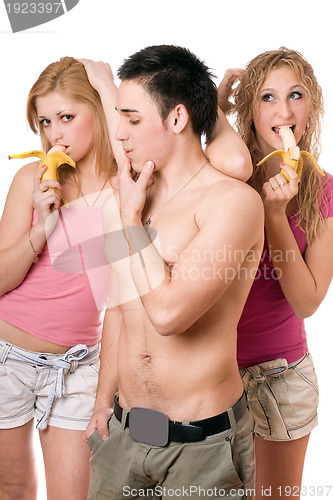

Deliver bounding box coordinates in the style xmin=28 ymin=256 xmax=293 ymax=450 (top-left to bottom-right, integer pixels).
xmin=272 ymin=125 xmax=295 ymax=141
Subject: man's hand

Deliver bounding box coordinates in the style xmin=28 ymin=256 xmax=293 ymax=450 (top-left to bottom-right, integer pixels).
xmin=118 ymin=159 xmax=154 ymax=226
xmin=84 ymin=407 xmax=113 ymax=442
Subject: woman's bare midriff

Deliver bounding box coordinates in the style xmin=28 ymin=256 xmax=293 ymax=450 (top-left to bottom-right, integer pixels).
xmin=0 ymin=318 xmax=74 ymax=354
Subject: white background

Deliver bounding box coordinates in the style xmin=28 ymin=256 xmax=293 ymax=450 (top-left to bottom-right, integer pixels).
xmin=0 ymin=0 xmax=332 ymax=498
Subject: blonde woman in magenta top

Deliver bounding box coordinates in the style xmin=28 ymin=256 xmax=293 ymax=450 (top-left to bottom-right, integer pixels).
xmin=0 ymin=57 xmax=123 ymax=500
xmin=208 ymin=48 xmax=333 ymax=499
xmin=0 ymin=56 xmax=251 ymax=499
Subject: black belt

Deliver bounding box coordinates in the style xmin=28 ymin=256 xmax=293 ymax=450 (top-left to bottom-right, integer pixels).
xmin=113 ymin=392 xmax=247 ymax=446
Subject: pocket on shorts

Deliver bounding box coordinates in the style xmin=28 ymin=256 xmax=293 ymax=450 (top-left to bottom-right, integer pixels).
xmin=78 ymin=360 xmax=100 ymax=386
xmin=230 ymin=410 xmax=255 ymax=490
xmin=176 ymin=432 xmax=245 ymax=493
xmin=292 ymin=353 xmax=318 ymax=394
xmin=221 ymin=434 xmax=247 ymax=491
xmin=87 ymin=429 xmax=105 ymax=455
xmin=88 ymin=358 xmax=100 ymax=375
xmin=287 ymin=354 xmax=319 ymax=427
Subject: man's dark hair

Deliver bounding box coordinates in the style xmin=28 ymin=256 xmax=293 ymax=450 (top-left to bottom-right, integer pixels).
xmin=118 ymin=45 xmax=218 ymax=142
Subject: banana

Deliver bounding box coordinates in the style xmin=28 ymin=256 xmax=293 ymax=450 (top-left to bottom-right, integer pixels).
xmin=257 ymin=125 xmax=324 ymax=182
xmin=8 ymin=145 xmax=76 ymax=197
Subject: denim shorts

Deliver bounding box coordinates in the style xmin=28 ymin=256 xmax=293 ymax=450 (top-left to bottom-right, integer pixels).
xmin=239 ymin=352 xmax=319 ymax=441
xmin=0 ymin=339 xmax=100 ymax=431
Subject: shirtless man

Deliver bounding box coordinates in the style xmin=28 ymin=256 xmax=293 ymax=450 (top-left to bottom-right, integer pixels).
xmin=86 ymin=45 xmax=264 ymax=500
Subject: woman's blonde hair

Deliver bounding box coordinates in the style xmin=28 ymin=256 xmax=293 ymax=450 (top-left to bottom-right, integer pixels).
xmin=27 ymin=57 xmax=117 ymax=185
xmin=232 ymin=47 xmax=327 ymax=242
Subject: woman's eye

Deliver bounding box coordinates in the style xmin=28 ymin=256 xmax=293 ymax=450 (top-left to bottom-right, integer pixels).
xmin=40 ymin=118 xmax=51 ymax=127
xmin=62 ymin=114 xmax=74 ymax=122
xmin=289 ymin=91 xmax=302 ymax=100
xmin=129 ymin=119 xmax=139 ymax=125
xmin=261 ymin=93 xmax=275 ymax=102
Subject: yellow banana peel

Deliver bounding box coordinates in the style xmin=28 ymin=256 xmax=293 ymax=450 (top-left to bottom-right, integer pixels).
xmin=257 ymin=126 xmax=324 ymax=182
xmin=8 ymin=146 xmax=76 ymax=197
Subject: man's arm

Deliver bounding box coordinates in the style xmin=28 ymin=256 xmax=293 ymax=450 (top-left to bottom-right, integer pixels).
xmin=119 ymin=161 xmax=264 ymax=336
xmin=84 ymin=305 xmax=121 ymax=441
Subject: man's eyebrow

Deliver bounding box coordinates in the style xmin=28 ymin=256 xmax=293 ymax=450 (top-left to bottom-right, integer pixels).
xmin=115 ymin=107 xmax=140 ymax=113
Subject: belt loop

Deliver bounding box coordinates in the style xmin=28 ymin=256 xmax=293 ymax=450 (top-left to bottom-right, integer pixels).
xmin=0 ymin=342 xmax=12 ymax=365
xmin=227 ymin=407 xmax=237 ymax=432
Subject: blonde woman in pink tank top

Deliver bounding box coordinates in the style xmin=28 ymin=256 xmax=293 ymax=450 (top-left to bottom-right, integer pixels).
xmin=0 ymin=57 xmax=122 ymax=500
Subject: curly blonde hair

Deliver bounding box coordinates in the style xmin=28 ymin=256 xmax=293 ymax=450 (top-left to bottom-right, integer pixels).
xmin=26 ymin=57 xmax=117 ymax=186
xmin=232 ymin=47 xmax=327 ymax=242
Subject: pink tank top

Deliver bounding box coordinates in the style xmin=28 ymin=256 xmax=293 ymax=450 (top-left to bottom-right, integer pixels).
xmin=237 ymin=173 xmax=333 ymax=367
xmin=0 ymin=204 xmax=110 ymax=346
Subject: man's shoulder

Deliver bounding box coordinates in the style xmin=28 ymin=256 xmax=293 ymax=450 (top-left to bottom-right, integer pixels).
xmin=194 ymin=175 xmax=263 ymax=235
xmin=202 ymin=175 xmax=262 ymax=211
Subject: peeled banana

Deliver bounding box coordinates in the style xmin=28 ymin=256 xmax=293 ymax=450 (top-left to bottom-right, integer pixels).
xmin=257 ymin=126 xmax=324 ymax=182
xmin=9 ymin=145 xmax=76 ymax=196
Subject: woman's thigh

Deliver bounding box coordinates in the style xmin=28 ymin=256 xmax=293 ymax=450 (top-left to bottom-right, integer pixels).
xmin=39 ymin=425 xmax=91 ymax=500
xmin=0 ymin=419 xmax=38 ymax=498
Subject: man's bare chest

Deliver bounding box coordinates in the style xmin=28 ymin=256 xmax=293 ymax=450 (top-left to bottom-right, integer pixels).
xmin=145 ymin=206 xmax=200 ymax=267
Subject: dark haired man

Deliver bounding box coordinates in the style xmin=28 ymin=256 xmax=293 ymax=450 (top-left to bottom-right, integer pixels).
xmin=86 ymin=45 xmax=263 ymax=500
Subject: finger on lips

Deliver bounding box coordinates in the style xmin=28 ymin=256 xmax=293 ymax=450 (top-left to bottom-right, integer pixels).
xmin=119 ymin=159 xmax=133 ymax=179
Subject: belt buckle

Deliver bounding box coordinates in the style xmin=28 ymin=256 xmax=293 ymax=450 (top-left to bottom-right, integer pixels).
xmin=129 ymin=407 xmax=169 ymax=446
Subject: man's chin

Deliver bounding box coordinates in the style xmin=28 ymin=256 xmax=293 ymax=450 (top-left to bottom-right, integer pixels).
xmin=131 ymin=160 xmax=157 ymax=174
xmin=130 ymin=161 xmax=145 ymax=174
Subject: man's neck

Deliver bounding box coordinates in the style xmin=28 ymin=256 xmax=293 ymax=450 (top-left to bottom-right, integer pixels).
xmin=151 ymin=142 xmax=207 ymax=197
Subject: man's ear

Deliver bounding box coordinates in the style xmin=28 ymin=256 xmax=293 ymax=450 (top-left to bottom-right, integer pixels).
xmin=170 ymin=104 xmax=189 ymax=134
